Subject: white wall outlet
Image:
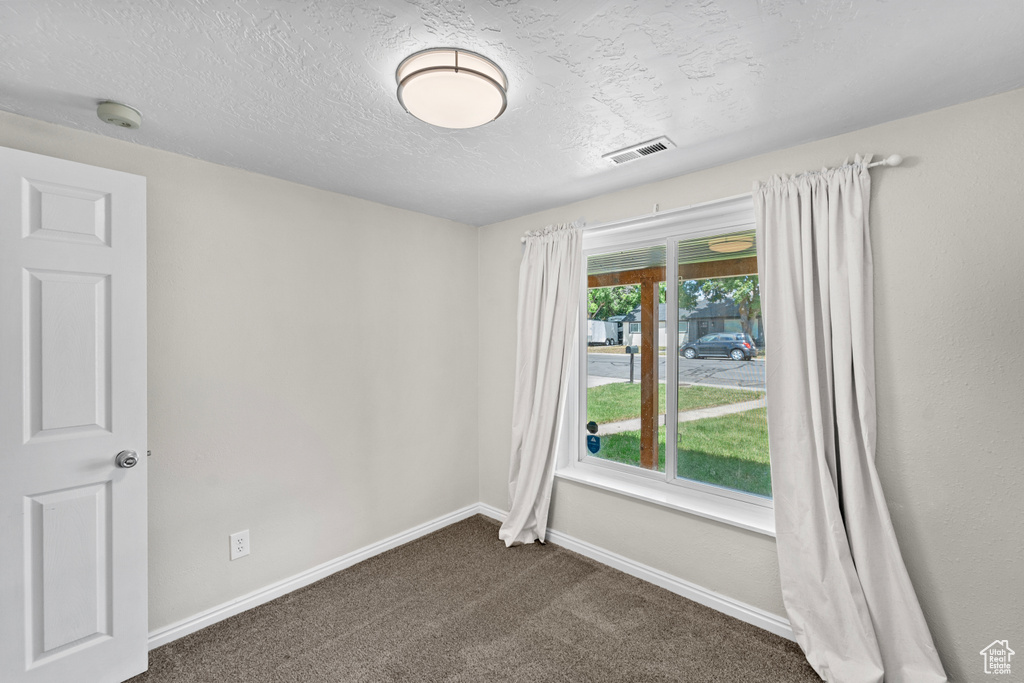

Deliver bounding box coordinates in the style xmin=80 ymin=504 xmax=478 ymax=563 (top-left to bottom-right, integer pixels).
xmin=230 ymin=530 xmax=250 ymax=561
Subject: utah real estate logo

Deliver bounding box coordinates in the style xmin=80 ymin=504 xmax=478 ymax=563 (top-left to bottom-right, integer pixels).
xmin=980 ymin=640 xmax=1014 ymax=675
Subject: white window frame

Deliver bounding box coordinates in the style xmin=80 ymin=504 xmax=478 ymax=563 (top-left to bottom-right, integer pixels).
xmin=555 ymin=193 xmax=775 ymax=536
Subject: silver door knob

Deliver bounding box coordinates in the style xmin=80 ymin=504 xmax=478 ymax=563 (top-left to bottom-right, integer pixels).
xmin=116 ymin=450 xmax=139 ymax=469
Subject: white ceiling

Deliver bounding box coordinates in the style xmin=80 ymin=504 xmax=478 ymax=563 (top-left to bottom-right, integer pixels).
xmin=2 ymin=1 xmax=1022 ymax=226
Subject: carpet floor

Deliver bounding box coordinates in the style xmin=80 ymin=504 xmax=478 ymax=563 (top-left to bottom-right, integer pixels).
xmin=129 ymin=515 xmax=819 ymax=682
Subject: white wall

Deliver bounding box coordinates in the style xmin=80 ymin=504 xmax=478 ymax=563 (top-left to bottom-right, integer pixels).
xmin=477 ymin=88 xmax=1024 ymax=682
xmin=0 ymin=111 xmax=481 ymax=631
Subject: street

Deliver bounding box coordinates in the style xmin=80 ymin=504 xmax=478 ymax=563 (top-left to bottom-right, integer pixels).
xmin=587 ymin=351 xmax=765 ymax=391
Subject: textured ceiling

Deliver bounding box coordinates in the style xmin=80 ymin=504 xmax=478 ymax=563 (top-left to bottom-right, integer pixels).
xmin=1 ymin=1 xmax=1022 ymax=226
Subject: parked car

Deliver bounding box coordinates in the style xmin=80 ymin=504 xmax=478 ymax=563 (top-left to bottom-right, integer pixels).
xmin=740 ymin=333 xmax=760 ymax=352
xmin=680 ymin=333 xmax=757 ymax=361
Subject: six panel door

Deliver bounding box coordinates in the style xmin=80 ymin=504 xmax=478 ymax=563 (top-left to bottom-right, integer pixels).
xmin=0 ymin=146 xmax=147 ymax=683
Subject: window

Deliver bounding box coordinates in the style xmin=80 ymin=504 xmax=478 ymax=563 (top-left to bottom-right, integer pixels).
xmin=561 ymin=195 xmax=773 ymax=534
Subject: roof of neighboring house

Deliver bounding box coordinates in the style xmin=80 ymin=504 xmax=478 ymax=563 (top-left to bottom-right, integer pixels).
xmin=625 ymin=299 xmax=745 ymax=322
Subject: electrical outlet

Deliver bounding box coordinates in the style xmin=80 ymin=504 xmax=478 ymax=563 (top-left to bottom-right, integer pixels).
xmin=230 ymin=530 xmax=250 ymax=561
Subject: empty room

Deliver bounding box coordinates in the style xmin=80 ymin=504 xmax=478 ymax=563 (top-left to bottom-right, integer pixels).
xmin=1 ymin=2 xmax=1021 ymax=682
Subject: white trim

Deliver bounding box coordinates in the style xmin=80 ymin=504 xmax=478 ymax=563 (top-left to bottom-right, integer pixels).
xmin=582 ymin=193 xmax=754 ymax=251
xmin=666 ymin=237 xmax=680 ymax=483
xmin=475 ymin=503 xmax=792 ymax=641
xmin=148 ymin=501 xmax=790 ymax=652
xmin=146 ymin=504 xmax=482 ymax=650
xmin=476 ymin=502 xmax=508 ymax=522
xmin=545 ymin=525 xmax=794 ymax=641
xmin=557 ymin=466 xmax=774 ymax=535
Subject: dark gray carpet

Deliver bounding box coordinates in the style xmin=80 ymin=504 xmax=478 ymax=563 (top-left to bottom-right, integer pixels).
xmin=129 ymin=515 xmax=819 ymax=682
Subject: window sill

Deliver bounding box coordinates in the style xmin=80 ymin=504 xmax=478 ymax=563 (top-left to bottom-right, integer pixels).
xmin=555 ymin=463 xmax=776 ymax=537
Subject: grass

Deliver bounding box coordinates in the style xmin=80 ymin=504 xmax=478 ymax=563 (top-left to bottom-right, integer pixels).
xmin=586 ymin=382 xmax=762 ymax=424
xmin=586 ymin=345 xmax=668 ymax=356
xmin=587 ymin=345 xmax=627 ymax=354
xmin=593 ymin=408 xmax=771 ymax=497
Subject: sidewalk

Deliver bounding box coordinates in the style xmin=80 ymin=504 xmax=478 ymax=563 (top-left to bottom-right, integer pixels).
xmin=596 ymin=397 xmax=766 ymax=436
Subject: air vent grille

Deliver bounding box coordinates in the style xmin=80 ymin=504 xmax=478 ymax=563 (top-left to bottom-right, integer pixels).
xmin=603 ymin=136 xmax=675 ymax=165
xmin=637 ymin=141 xmax=667 ymax=155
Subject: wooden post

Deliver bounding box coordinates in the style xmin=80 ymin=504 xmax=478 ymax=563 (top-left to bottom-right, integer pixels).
xmin=640 ymin=279 xmax=658 ymax=470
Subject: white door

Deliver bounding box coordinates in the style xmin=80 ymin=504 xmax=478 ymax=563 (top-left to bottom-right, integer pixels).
xmin=0 ymin=146 xmax=147 ymax=683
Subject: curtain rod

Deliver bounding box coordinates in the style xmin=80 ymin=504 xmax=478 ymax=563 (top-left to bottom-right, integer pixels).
xmin=867 ymin=154 xmax=903 ymax=168
xmin=519 ymin=154 xmax=902 ymax=243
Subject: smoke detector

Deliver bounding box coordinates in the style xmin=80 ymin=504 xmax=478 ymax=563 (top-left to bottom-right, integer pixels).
xmin=97 ymin=101 xmax=142 ymax=129
xmin=603 ymin=136 xmax=675 ymax=165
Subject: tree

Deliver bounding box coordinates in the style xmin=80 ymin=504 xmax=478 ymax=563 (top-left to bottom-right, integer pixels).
xmin=588 ymin=285 xmax=639 ymax=319
xmin=588 ymin=283 xmax=667 ymax=319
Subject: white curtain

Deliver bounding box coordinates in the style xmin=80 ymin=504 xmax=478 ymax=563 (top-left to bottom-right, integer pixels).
xmin=498 ymin=222 xmax=582 ymax=547
xmin=755 ymin=157 xmax=946 ymax=683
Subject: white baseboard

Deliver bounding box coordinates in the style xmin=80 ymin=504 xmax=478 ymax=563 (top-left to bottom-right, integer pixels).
xmin=147 ymin=503 xmax=483 ymax=649
xmin=474 ymin=502 xmax=507 ymax=523
xmin=475 ymin=502 xmax=794 ymax=641
xmin=149 ymin=501 xmax=792 ymax=649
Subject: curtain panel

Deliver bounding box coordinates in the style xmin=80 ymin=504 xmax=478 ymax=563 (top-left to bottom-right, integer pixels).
xmin=755 ymin=157 xmax=946 ymax=683
xmin=498 ymin=222 xmax=582 ymax=547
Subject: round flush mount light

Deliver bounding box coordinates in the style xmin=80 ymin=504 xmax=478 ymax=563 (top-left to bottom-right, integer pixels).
xmin=97 ymin=101 xmax=142 ymax=129
xmin=396 ymin=48 xmax=507 ymax=129
xmin=708 ymin=235 xmax=754 ymax=254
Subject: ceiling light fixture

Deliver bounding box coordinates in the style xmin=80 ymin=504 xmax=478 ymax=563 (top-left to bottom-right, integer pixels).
xmin=97 ymin=101 xmax=142 ymax=129
xmin=396 ymin=48 xmax=507 ymax=129
xmin=708 ymin=235 xmax=754 ymax=254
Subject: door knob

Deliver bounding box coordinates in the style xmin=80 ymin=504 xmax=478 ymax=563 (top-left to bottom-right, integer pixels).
xmin=115 ymin=450 xmax=139 ymax=469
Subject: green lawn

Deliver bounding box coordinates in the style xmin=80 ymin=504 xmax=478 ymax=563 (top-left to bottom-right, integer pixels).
xmin=587 ymin=345 xmax=628 ymax=354
xmin=586 ymin=382 xmax=762 ymax=424
xmin=593 ymin=408 xmax=772 ymax=497
xmin=586 ymin=346 xmax=669 ymax=356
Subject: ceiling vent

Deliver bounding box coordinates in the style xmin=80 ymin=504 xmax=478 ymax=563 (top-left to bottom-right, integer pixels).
xmin=602 ymin=136 xmax=675 ymax=165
